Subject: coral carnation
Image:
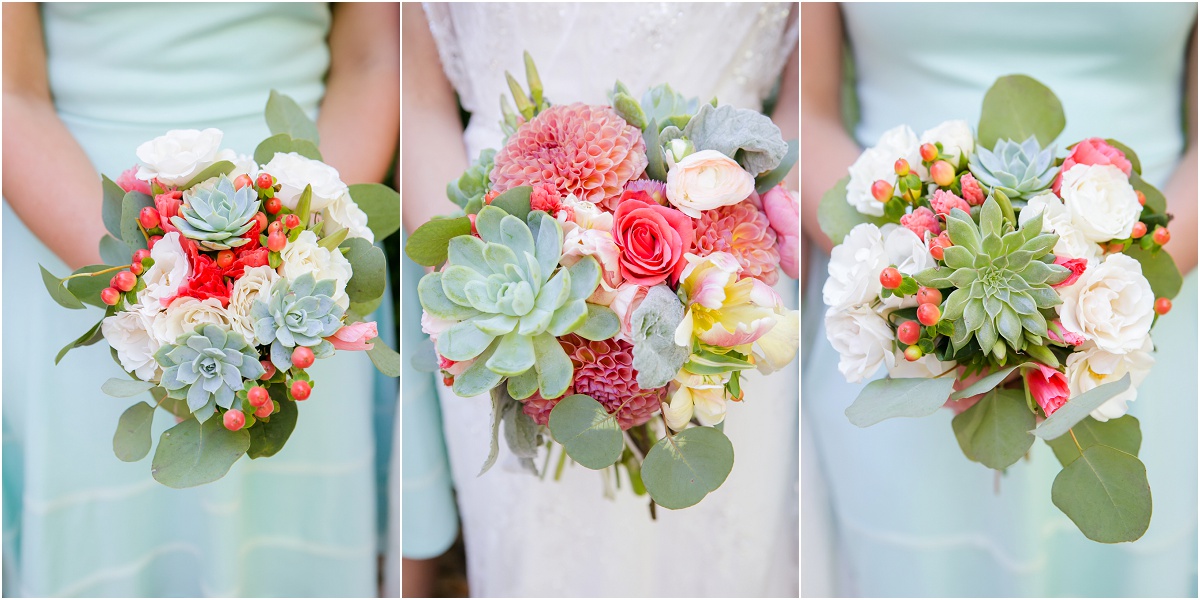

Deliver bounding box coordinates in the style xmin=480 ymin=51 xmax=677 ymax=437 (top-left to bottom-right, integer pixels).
xmin=959 ymin=172 xmax=985 ymax=206
xmin=692 ymin=200 xmax=781 ymax=285
xmin=900 ymin=206 xmax=941 ymax=240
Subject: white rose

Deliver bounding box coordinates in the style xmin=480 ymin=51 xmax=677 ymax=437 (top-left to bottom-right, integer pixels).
xmin=845 ymin=125 xmax=923 ymax=217
xmin=885 ymin=347 xmax=956 ymax=379
xmin=919 ymin=120 xmax=975 ymax=165
xmin=321 ymin=191 xmax=375 ymax=244
xmin=823 ymin=223 xmax=887 ymax=309
xmin=279 ymin=230 xmax=354 ymax=309
xmin=262 ymin=152 xmax=348 ymax=212
xmin=665 ymin=150 xmax=755 ymax=218
xmin=151 ymin=297 xmax=232 ymax=345
xmin=227 ymin=265 xmax=281 ymax=345
xmin=1019 ymin=192 xmax=1103 ymax=262
xmin=1058 ymin=253 xmax=1154 ymax=354
xmin=1059 ymin=164 xmax=1141 ymax=242
xmin=1065 ymin=339 xmax=1155 ymax=422
xmin=187 ymin=153 xmax=258 ymax=194
xmin=137 ymin=232 xmax=190 ymax=313
xmin=101 ymin=308 xmax=162 ymax=381
xmin=824 ymin=304 xmax=894 ymax=383
xmin=135 ymin=128 xmax=230 ymax=187
xmin=878 ymin=225 xmax=935 ymax=310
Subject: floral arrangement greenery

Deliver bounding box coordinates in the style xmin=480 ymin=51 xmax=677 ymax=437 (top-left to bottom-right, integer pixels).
xmin=819 ymin=75 xmax=1183 ymax=543
xmin=407 ymin=53 xmax=801 ymax=512
xmin=41 ymin=92 xmax=401 ymax=488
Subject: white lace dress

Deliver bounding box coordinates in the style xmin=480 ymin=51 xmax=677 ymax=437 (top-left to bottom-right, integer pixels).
xmin=422 ymin=2 xmax=799 ymax=597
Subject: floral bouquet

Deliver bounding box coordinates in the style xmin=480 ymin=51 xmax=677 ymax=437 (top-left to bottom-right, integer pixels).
xmin=41 ymin=92 xmax=401 ymax=488
xmin=819 ymin=75 xmax=1183 ymax=542
xmin=407 ymin=54 xmax=800 ymax=511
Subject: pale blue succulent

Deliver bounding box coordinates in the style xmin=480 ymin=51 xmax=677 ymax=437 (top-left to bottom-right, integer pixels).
xmin=155 ymin=324 xmax=266 ymax=423
xmin=967 ymin=136 xmax=1059 ymax=202
xmin=172 ymin=175 xmax=260 ymax=250
xmin=250 ymin=272 xmax=344 ymax=371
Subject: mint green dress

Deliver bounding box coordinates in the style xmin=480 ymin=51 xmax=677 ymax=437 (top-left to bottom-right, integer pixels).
xmin=2 ymin=4 xmax=379 ymax=596
xmin=802 ymin=3 xmax=1198 ymax=596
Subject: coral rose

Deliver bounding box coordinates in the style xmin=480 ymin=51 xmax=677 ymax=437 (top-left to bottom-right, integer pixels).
xmin=1053 ymin=137 xmax=1133 ymax=195
xmin=613 ymin=197 xmax=693 ymax=286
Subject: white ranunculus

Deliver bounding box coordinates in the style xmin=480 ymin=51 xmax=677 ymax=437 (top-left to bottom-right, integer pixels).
xmin=824 ymin=304 xmax=894 ymax=383
xmin=151 ymin=297 xmax=232 ymax=346
xmin=664 ymin=150 xmax=756 ymax=218
xmin=919 ymin=120 xmax=974 ymax=165
xmin=845 ymin=125 xmax=923 ymax=217
xmin=262 ymin=152 xmax=348 ymax=212
xmin=135 ymin=128 xmax=229 ymax=186
xmin=1059 ymin=164 xmax=1141 ymax=242
xmin=1019 ymin=192 xmax=1103 ymax=262
xmin=1058 ymin=253 xmax=1154 ymax=354
xmin=322 ymin=191 xmax=374 ymax=243
xmin=823 ymin=223 xmax=887 ymax=309
xmin=1065 ymin=338 xmax=1155 ymax=422
xmin=227 ymin=265 xmax=281 ymax=345
xmin=137 ymin=232 xmax=191 ymax=313
xmin=102 ymin=308 xmax=162 ymax=381
xmin=878 ymin=225 xmax=935 ymax=309
xmin=279 ymin=230 xmax=354 ymax=309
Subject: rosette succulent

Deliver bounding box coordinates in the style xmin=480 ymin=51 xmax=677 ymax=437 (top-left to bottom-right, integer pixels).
xmin=417 ymin=205 xmax=620 ymax=399
xmin=447 ymin=149 xmax=496 ymax=214
xmin=914 ymin=195 xmax=1072 ymax=364
xmin=251 ymin=272 xmax=345 ymax=370
xmin=172 ymin=175 xmax=260 ymax=250
xmin=967 ymin=136 xmax=1059 ymax=202
xmin=155 ymin=324 xmax=266 ymax=423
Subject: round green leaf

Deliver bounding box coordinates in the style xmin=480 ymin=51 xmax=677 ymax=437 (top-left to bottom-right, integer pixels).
xmin=347 ymin=183 xmax=401 ymax=241
xmin=977 ymin=75 xmax=1066 ymax=150
xmin=404 ymin=216 xmax=472 ymax=267
xmin=151 ymin=417 xmax=250 ymax=488
xmin=341 ymin=237 xmax=387 ymax=304
xmin=254 ymin=133 xmax=322 ymax=166
xmin=547 ymin=394 xmax=623 ymax=470
xmin=1047 ymin=415 xmax=1142 ymax=467
xmin=1125 ymin=244 xmax=1182 ymax=300
xmin=489 ymin=186 xmax=532 ymax=222
xmin=1052 ymin=445 xmax=1152 ymax=543
xmin=68 ymin=265 xmax=120 ymax=309
xmin=265 ymin=89 xmax=319 ymax=144
xmin=951 ymin=389 xmax=1035 ymax=470
xmin=101 ymin=175 xmax=126 ymax=240
xmin=101 ymin=378 xmax=157 ymax=398
xmin=1032 ymin=374 xmax=1132 ymax=440
xmin=113 ymin=402 xmax=155 ymax=462
xmin=641 ymin=426 xmax=735 ymax=510
xmin=845 ymin=376 xmax=957 ymax=427
xmin=247 ymin=388 xmax=298 ymax=459
xmin=99 ymin=234 xmax=132 ymax=267
xmin=366 ymin=339 xmax=401 ymax=377
xmin=817 ymin=175 xmax=886 ymax=245
xmin=40 ymin=264 xmax=85 ymax=310
xmin=120 ymin=191 xmax=154 ymax=250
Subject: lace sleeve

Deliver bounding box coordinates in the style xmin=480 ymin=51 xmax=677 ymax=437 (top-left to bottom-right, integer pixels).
xmin=421 ymin=3 xmax=475 ymax=112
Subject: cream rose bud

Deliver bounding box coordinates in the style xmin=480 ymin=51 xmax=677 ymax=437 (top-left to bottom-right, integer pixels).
xmin=279 ymin=230 xmax=354 ymax=309
xmin=151 ymin=297 xmax=233 ymax=345
xmin=102 ymin=309 xmax=162 ymax=381
xmin=878 ymin=225 xmax=935 ymax=310
xmin=1059 ymin=164 xmax=1141 ymax=242
xmin=137 ymin=232 xmax=191 ymax=313
xmin=846 ymin=125 xmax=924 ymax=217
xmin=323 ymin=191 xmax=375 ymax=243
xmin=824 ymin=304 xmax=894 ymax=383
xmin=919 ymin=120 xmax=974 ymax=165
xmin=665 ymin=149 xmax=755 ymax=218
xmin=135 ymin=128 xmax=228 ymax=186
xmin=1019 ymin=192 xmax=1102 ymax=262
xmin=823 ymin=223 xmax=887 ymax=309
xmin=262 ymin=152 xmax=348 ymax=212
xmin=1058 ymin=253 xmax=1154 ymax=354
xmin=1065 ymin=339 xmax=1155 ymax=422
xmin=227 ymin=265 xmax=281 ymax=344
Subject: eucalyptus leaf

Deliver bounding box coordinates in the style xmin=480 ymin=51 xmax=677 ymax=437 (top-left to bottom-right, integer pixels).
xmin=951 ymin=389 xmax=1036 ymax=470
xmin=1129 ymin=172 xmax=1166 ymax=214
xmin=845 ymin=376 xmax=957 ymax=427
xmin=366 ymin=339 xmax=401 ymax=378
xmin=101 ymin=175 xmax=126 ymax=240
xmin=150 ymin=417 xmax=250 ymax=488
xmin=1032 ymin=374 xmax=1132 ymax=440
xmin=99 ymin=234 xmax=133 ymax=267
xmin=56 ymin=316 xmax=106 ymax=364
xmin=817 ymin=176 xmax=887 ymax=245
xmin=67 ymin=265 xmax=120 ymax=309
xmin=1047 ymin=415 xmax=1142 ymax=467
xmin=641 ymin=426 xmax=734 ymax=510
xmin=347 ymin=183 xmax=401 ymax=241
xmin=1125 ymin=244 xmax=1182 ymax=300
xmin=40 ymin=265 xmax=85 ymax=310
xmin=977 ymin=75 xmax=1066 ymax=150
xmin=247 ymin=388 xmax=298 ymax=458
xmin=547 ymin=394 xmax=623 ymax=470
xmin=949 ymin=366 xmax=1018 ymax=400
xmin=489 ymin=186 xmax=533 ymax=222
xmin=1051 ymin=445 xmax=1151 ymax=543
xmin=341 ymin=237 xmax=387 ymax=303
xmin=265 ymin=89 xmax=320 ymax=144
xmin=113 ymin=402 xmax=155 ymax=462
xmin=253 ymin=133 xmax=322 ymax=166
xmin=101 ymin=378 xmax=156 ymax=398
xmin=120 ymin=191 xmax=155 ymax=250
xmin=405 ymin=216 xmax=472 ymax=267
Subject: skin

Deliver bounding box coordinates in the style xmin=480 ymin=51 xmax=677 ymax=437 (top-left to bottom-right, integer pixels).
xmin=2 ymin=3 xmax=400 ymax=271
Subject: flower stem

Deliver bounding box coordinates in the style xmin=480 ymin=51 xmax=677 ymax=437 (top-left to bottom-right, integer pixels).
xmin=1068 ymin=428 xmax=1084 ymax=453
xmin=62 ymin=265 xmax=127 ymax=280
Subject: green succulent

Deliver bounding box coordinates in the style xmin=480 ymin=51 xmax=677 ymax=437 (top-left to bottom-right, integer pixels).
xmin=914 ymin=194 xmax=1072 ymax=364
xmin=640 ymin=83 xmax=702 ymax=131
xmin=172 ymin=175 xmax=260 ymax=250
xmin=967 ymin=136 xmax=1059 ymax=202
xmin=446 ymin=149 xmax=496 ymax=215
xmin=251 ymin=272 xmax=344 ymax=371
xmin=155 ymin=324 xmax=266 ymax=423
xmin=417 ymin=205 xmax=620 ymax=399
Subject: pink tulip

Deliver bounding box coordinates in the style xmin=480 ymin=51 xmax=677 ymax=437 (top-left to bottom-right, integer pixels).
xmin=761 ymin=185 xmax=799 ymax=279
xmin=326 ymin=321 xmax=378 ymax=351
xmin=1052 ymin=256 xmax=1087 ymax=288
xmin=116 ymin=166 xmax=152 ymax=196
xmin=1026 ymin=363 xmax=1070 ymax=416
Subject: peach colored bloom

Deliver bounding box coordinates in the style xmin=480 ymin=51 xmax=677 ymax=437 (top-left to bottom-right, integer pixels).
xmin=761 ymin=185 xmax=799 ymax=280
xmin=693 ymin=199 xmax=780 ymax=285
xmin=930 ymin=189 xmax=971 ymax=217
xmin=959 ymin=172 xmax=985 ymax=206
xmin=900 ymin=207 xmax=941 ymax=240
xmin=327 ymin=321 xmax=378 ymax=351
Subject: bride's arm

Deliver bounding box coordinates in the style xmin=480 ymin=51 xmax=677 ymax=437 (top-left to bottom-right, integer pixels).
xmin=1163 ymin=26 xmax=1197 ymax=274
xmin=2 ymin=4 xmax=106 ymax=269
xmin=317 ymin=3 xmax=400 ymax=185
xmin=399 ymin=4 xmax=469 ymax=235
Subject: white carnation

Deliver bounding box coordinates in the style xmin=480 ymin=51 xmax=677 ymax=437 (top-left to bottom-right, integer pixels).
xmin=279 ymin=230 xmax=354 ymax=309
xmin=824 ymin=304 xmax=894 ymax=383
xmin=137 ymin=232 xmax=190 ymax=313
xmin=1059 ymin=164 xmax=1141 ymax=243
xmin=101 ymin=308 xmax=162 ymax=381
xmin=151 ymin=297 xmax=232 ymax=346
xmin=322 ymin=191 xmax=375 ymax=244
xmin=845 ymin=125 xmax=923 ymax=217
xmin=823 ymin=223 xmax=887 ymax=309
xmin=878 ymin=224 xmax=935 ymax=310
xmin=1057 ymin=253 xmax=1154 ymax=354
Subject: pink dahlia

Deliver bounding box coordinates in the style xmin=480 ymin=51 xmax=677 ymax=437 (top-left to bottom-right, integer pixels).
xmin=562 ymin=334 xmax=665 ymax=430
xmin=692 ymin=200 xmax=780 ymax=285
xmin=521 ymin=389 xmax=567 ymax=426
xmin=490 ymin=103 xmax=648 ymax=207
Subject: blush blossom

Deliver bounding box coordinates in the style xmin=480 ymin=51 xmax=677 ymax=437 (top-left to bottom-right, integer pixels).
xmin=1026 ymin=363 xmax=1071 ymax=416
xmin=1053 ymin=138 xmax=1133 ymax=195
xmin=930 ymin=189 xmax=971 ymax=217
xmin=959 ymin=172 xmax=986 ymax=206
xmin=326 ymin=321 xmax=378 ymax=351
xmin=612 ymin=196 xmax=693 ymax=286
xmin=900 ymin=206 xmax=941 ymax=240
xmin=760 ymin=185 xmax=800 ymax=280
xmin=116 ymin=166 xmax=153 ymax=196
xmin=665 ymin=150 xmax=756 ymax=219
xmin=1052 ymin=256 xmax=1088 ymax=288
xmin=692 ymin=199 xmax=780 ymax=285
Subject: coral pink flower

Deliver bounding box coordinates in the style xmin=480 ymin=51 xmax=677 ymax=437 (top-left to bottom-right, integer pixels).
xmin=959 ymin=172 xmax=985 ymax=206
xmin=761 ymin=185 xmax=799 ymax=280
xmin=529 ymin=182 xmax=565 ymax=216
xmin=171 ymin=254 xmax=232 ymax=306
xmin=562 ymin=334 xmax=665 ymax=429
xmin=155 ymin=190 xmax=183 ymax=233
xmin=900 ymin=207 xmax=941 ymax=240
xmin=1026 ymin=363 xmax=1070 ymax=416
xmin=1052 ymin=256 xmax=1088 ymax=288
xmin=613 ymin=196 xmax=693 ymax=286
xmin=930 ymin=189 xmax=972 ymax=217
xmin=1053 ymin=138 xmax=1133 ymax=194
xmin=693 ymin=199 xmax=780 ymax=285
xmin=1048 ymin=321 xmax=1087 ymax=346
xmin=623 ymin=179 xmax=669 ymax=206
xmin=326 ymin=321 xmax=378 ymax=351
xmin=116 ymin=166 xmax=153 ymax=196
xmin=521 ymin=389 xmax=567 ymax=426
xmin=490 ymin=103 xmax=647 ymax=208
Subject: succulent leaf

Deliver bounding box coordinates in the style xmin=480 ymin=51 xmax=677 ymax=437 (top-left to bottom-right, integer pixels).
xmin=172 ymin=176 xmax=260 ymax=251
xmin=967 ymin=136 xmax=1059 ymax=201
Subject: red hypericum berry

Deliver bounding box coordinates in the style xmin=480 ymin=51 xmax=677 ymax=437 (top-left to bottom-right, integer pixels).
xmin=1131 ymin=221 xmax=1147 ymax=239
xmin=930 ymin=244 xmax=945 ymax=261
xmin=268 ymin=231 xmax=287 ymax=252
xmin=919 ymin=143 xmax=938 ymax=162
xmin=148 ymin=235 xmax=163 ymax=249
xmin=442 ymin=375 xmax=455 ymax=387
xmin=871 ymin=180 xmax=894 ymax=202
xmin=133 ymin=248 xmax=151 ymax=263
xmin=265 ymin=197 xmax=282 ymax=214
xmin=254 ymin=401 xmax=273 ymax=419
xmin=897 ymin=320 xmax=921 ymax=346
xmin=100 ymin=287 xmax=120 ymax=306
xmin=111 ymin=270 xmax=137 ymax=292
xmin=247 ymin=386 xmax=270 ymax=408
xmin=216 ymin=250 xmax=235 ymax=269
xmin=268 ymin=220 xmax=283 ymax=235
xmin=904 ymin=345 xmax=923 ymax=362
xmin=879 ymin=267 xmax=902 ymax=290
xmin=291 ymin=346 xmax=315 ymax=369
xmin=253 ymin=212 xmax=269 ymax=233
xmin=1153 ymin=226 xmax=1170 ymax=245
xmin=930 ymin=160 xmax=955 ymax=187
xmin=1155 ymin=297 xmax=1172 ymax=315
xmin=1136 ymin=190 xmax=1147 ymax=206
xmin=284 ymin=214 xmax=301 ymax=229
xmin=260 ymin=360 xmax=277 ymax=380
xmin=233 ymin=174 xmax=254 ymax=190
xmin=917 ymin=303 xmax=941 ymax=326
xmin=129 ymin=260 xmax=144 ymax=276
xmin=291 ymin=380 xmax=312 ymax=401
xmin=483 ymin=190 xmax=500 ymax=204
xmin=916 ymin=287 xmax=942 ymax=306
xmin=894 ymin=158 xmax=910 ymax=177
xmin=223 ymin=409 xmax=246 ymax=431
xmin=138 ymin=206 xmax=160 ymax=229
xmin=930 ymin=232 xmax=952 ymax=260
xmin=256 ymin=172 xmax=274 ymax=190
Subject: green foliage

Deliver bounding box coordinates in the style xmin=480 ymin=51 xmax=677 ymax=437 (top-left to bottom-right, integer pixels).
xmin=120 ymin=191 xmax=155 ymax=251
xmin=68 ymin=265 xmax=120 ymax=309
xmin=1104 ymin=139 xmax=1142 ymax=175
xmin=629 ymin=285 xmax=690 ymax=389
xmin=755 ymin=139 xmax=798 ymax=194
xmin=845 ymin=376 xmax=957 ymax=427
xmin=640 ymin=426 xmax=734 ymax=510
xmin=101 ymin=378 xmax=156 ymax=398
xmin=247 ymin=387 xmax=297 ymax=459
xmin=55 ymin=314 xmax=107 ymax=364
xmin=817 ymin=176 xmax=888 ymax=245
xmin=265 ymin=89 xmax=320 ymax=144
xmin=446 ymin=149 xmax=496 ymax=212
xmin=404 ymin=216 xmax=472 ymax=267
xmin=101 ymin=175 xmax=126 ymax=240
xmin=347 ymin=183 xmax=401 ymax=241
xmin=547 ymin=394 xmax=624 ymax=470
xmin=951 ymin=389 xmax=1036 ymax=470
xmin=1125 ymin=242 xmax=1183 ymax=301
xmin=1051 ymin=445 xmax=1151 ymax=543
xmin=113 ymin=401 xmax=155 ymax=462
xmin=99 ymin=234 xmax=132 ymax=267
xmin=643 ymin=120 xmax=668 ymax=182
xmin=342 ymin=237 xmax=388 ymax=305
xmin=366 ymin=338 xmax=401 ymax=378
xmin=683 ymin=103 xmax=789 ymax=176
xmin=1128 ymin=172 xmax=1166 ymax=215
xmin=181 ymin=161 xmax=236 ymax=190
xmin=1032 ymin=374 xmax=1132 ymax=440
xmin=976 ymin=74 xmax=1066 ymax=150
xmin=151 ymin=416 xmax=250 ymax=488
xmin=967 ymin=136 xmax=1059 ymax=201
xmin=41 ymin=265 xmax=85 ymax=310
xmin=948 ymin=366 xmax=1018 ymax=401
xmin=488 ymin=185 xmax=532 ymax=221
xmin=254 ymin=133 xmax=322 ymax=166
xmin=1047 ymin=416 xmax=1142 ymax=467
